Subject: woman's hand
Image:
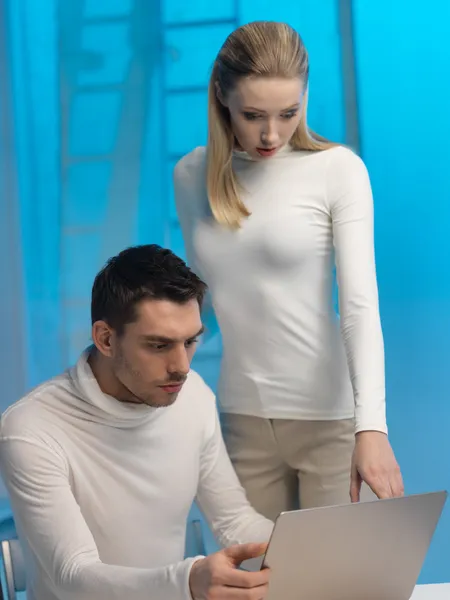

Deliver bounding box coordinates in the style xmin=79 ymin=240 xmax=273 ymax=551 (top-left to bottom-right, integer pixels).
xmin=350 ymin=431 xmax=404 ymax=502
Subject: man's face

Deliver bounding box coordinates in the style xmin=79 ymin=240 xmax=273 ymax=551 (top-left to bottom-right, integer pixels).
xmin=108 ymin=299 xmax=203 ymax=408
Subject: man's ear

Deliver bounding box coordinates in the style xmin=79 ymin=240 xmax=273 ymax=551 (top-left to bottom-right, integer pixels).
xmin=92 ymin=320 xmax=115 ymax=357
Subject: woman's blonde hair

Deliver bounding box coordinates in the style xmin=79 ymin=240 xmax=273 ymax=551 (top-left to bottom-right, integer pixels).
xmin=207 ymin=21 xmax=338 ymax=228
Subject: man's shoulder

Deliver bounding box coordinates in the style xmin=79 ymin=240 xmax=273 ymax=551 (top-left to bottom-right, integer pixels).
xmin=176 ymin=369 xmax=218 ymax=423
xmin=181 ymin=369 xmax=215 ymax=406
xmin=177 ymin=370 xmax=220 ymax=443
xmin=0 ymin=373 xmax=70 ymax=441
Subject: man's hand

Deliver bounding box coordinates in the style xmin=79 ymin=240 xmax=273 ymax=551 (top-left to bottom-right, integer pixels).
xmin=350 ymin=431 xmax=404 ymax=502
xmin=189 ymin=542 xmax=270 ymax=600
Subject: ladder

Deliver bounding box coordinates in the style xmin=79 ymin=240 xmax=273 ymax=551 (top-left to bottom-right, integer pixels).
xmin=158 ymin=1 xmax=241 ymax=383
xmin=58 ymin=0 xmax=160 ymax=365
xmin=159 ymin=0 xmax=240 ymax=259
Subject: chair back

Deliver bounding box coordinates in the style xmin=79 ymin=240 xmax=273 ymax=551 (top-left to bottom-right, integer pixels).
xmin=0 ymin=538 xmax=26 ymax=599
xmin=185 ymin=518 xmax=207 ymax=557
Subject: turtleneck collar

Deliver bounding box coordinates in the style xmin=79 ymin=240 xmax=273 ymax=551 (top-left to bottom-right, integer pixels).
xmin=232 ymin=142 xmax=294 ymax=162
xmin=68 ymin=347 xmax=161 ymax=429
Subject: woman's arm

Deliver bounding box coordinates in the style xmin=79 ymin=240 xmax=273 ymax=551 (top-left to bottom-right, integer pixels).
xmin=327 ymin=147 xmax=403 ymax=501
xmin=173 ymin=153 xmax=219 ymax=342
xmin=327 ymin=147 xmax=386 ymax=434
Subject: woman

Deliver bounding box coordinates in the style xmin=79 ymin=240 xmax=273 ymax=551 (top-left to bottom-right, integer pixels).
xmin=174 ymin=20 xmax=403 ymax=521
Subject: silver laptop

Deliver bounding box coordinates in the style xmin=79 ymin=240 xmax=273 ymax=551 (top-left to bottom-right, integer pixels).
xmin=261 ymin=491 xmax=447 ymax=600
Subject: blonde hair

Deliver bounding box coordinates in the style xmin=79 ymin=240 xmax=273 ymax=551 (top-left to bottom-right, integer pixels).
xmin=207 ymin=21 xmax=338 ymax=228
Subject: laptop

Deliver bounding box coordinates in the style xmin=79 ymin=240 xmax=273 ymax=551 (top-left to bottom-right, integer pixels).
xmin=259 ymin=491 xmax=447 ymax=600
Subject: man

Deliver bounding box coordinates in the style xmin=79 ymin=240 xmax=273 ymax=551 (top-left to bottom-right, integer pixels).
xmin=0 ymin=245 xmax=273 ymax=600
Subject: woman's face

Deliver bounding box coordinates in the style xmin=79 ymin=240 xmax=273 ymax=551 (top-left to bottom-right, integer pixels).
xmin=220 ymin=76 xmax=304 ymax=160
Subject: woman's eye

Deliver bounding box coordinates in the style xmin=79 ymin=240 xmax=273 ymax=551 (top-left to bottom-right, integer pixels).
xmin=282 ymin=111 xmax=298 ymax=120
xmin=243 ymin=112 xmax=261 ymax=121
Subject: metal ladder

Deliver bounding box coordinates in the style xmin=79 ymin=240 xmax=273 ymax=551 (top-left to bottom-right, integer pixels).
xmin=159 ymin=1 xmax=240 ymax=253
xmin=58 ymin=0 xmax=160 ymax=364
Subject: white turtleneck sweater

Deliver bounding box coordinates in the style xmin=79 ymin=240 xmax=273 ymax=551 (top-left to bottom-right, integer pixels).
xmin=0 ymin=349 xmax=273 ymax=600
xmin=174 ymin=145 xmax=387 ymax=434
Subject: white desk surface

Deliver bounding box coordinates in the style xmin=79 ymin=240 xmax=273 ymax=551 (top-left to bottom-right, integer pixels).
xmin=411 ymin=583 xmax=450 ymax=599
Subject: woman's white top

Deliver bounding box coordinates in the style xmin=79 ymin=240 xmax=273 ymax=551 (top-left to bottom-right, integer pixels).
xmin=174 ymin=145 xmax=387 ymax=434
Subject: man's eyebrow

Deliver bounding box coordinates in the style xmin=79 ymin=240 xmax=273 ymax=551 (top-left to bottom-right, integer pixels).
xmin=139 ymin=326 xmax=205 ymax=343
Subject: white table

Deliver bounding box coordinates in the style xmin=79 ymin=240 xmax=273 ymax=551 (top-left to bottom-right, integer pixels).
xmin=411 ymin=583 xmax=450 ymax=599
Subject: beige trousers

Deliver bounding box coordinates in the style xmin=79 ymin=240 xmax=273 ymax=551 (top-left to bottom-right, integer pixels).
xmin=221 ymin=414 xmax=372 ymax=522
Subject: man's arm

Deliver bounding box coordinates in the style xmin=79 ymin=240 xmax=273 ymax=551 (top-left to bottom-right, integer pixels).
xmin=0 ymin=436 xmax=200 ymax=600
xmin=195 ymin=408 xmax=274 ymax=548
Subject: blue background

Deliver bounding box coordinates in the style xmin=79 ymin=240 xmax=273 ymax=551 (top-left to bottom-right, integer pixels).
xmin=0 ymin=0 xmax=449 ymax=585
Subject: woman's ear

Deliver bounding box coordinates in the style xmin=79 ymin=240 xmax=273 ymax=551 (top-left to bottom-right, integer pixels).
xmin=215 ymin=81 xmax=227 ymax=106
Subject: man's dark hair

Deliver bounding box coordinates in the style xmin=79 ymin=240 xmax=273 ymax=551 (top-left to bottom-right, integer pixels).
xmin=91 ymin=245 xmax=207 ymax=334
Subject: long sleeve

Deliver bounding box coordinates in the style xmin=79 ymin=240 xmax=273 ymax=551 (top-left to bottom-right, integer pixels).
xmin=195 ymin=408 xmax=274 ymax=547
xmin=327 ymin=148 xmax=387 ymax=435
xmin=173 ymin=153 xmax=218 ymax=342
xmin=0 ymin=436 xmax=199 ymax=600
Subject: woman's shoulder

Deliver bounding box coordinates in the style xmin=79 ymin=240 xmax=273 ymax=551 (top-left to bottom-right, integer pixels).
xmin=320 ymin=145 xmax=372 ymax=209
xmin=173 ymin=147 xmax=208 ymax=217
xmin=288 ymin=145 xmax=368 ymax=182
xmin=324 ymin=145 xmax=368 ymax=177
xmin=174 ymin=146 xmax=207 ymax=184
